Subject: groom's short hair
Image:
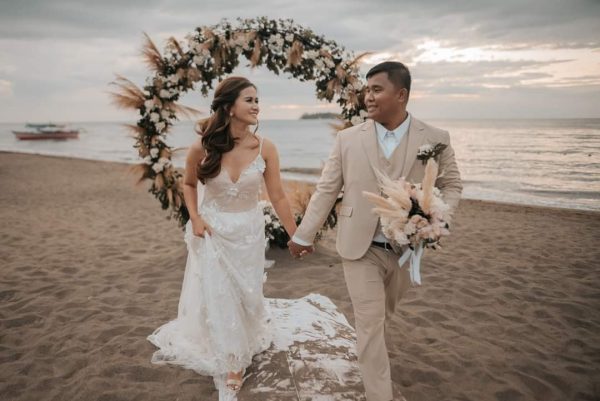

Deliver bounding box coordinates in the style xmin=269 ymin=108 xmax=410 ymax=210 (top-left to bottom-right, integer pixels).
xmin=366 ymin=61 xmax=411 ymax=95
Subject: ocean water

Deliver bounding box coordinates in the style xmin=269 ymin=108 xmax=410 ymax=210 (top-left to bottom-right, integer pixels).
xmin=1 ymin=118 xmax=599 ymax=212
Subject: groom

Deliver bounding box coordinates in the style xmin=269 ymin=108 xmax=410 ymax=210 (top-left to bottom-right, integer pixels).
xmin=289 ymin=61 xmax=462 ymax=401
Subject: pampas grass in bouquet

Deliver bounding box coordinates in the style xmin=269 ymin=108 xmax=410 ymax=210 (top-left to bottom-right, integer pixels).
xmin=363 ymin=158 xmax=451 ymax=250
xmin=362 ymin=158 xmax=451 ymax=285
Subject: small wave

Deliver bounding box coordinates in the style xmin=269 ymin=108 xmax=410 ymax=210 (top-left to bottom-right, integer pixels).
xmin=280 ymin=167 xmax=321 ymax=175
xmin=521 ymin=189 xmax=600 ymax=199
xmin=572 ymin=163 xmax=600 ymax=168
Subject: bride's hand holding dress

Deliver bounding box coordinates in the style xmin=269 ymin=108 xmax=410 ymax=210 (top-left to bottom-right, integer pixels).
xmin=190 ymin=215 xmax=212 ymax=238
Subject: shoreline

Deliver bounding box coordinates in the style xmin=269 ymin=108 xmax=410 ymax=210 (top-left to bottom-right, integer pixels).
xmin=2 ymin=150 xmax=599 ymax=216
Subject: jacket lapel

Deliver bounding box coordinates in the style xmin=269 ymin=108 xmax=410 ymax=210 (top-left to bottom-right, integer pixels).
xmin=360 ymin=120 xmax=382 ymax=178
xmin=400 ymin=117 xmax=427 ymax=178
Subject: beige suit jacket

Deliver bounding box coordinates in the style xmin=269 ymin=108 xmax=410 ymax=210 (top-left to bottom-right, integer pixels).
xmin=295 ymin=116 xmax=463 ymax=260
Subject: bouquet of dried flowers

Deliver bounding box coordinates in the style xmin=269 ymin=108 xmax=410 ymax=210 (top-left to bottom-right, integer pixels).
xmin=363 ymin=148 xmax=451 ymax=285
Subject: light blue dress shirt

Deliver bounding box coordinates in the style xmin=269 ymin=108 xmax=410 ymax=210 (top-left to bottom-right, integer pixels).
xmin=375 ymin=114 xmax=411 ymax=159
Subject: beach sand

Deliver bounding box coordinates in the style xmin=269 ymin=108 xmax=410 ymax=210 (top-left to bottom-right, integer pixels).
xmin=1 ymin=152 xmax=599 ymax=401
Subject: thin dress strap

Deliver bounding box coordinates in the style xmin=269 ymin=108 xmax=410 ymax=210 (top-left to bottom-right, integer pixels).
xmin=258 ymin=135 xmax=264 ymax=156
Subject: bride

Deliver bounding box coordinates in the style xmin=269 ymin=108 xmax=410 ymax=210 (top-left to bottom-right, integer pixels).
xmin=147 ymin=76 xmax=306 ymax=393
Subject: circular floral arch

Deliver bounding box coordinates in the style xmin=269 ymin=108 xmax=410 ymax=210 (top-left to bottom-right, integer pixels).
xmin=112 ymin=17 xmax=367 ymax=227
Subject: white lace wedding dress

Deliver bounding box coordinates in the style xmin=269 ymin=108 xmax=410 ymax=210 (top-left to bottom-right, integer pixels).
xmin=147 ymin=136 xmax=272 ymax=390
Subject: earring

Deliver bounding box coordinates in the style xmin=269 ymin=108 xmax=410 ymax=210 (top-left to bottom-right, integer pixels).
xmin=229 ymin=112 xmax=233 ymax=117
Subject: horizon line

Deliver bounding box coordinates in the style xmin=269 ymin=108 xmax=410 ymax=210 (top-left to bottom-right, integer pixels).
xmin=2 ymin=116 xmax=600 ymax=125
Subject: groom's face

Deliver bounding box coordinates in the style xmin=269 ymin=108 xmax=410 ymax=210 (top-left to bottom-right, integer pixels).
xmin=365 ymin=72 xmax=408 ymax=124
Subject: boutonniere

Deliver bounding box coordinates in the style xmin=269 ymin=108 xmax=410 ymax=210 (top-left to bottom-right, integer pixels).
xmin=417 ymin=143 xmax=447 ymax=165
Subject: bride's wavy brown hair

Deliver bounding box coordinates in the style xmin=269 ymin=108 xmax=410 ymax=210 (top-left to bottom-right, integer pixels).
xmin=195 ymin=76 xmax=256 ymax=184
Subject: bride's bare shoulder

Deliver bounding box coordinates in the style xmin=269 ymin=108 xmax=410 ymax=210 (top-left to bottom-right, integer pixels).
xmin=257 ymin=136 xmax=276 ymax=156
xmin=186 ymin=138 xmax=206 ymax=164
xmin=189 ymin=137 xmax=205 ymax=153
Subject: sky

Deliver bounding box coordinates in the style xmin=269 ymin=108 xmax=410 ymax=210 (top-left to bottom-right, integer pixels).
xmin=0 ymin=0 xmax=599 ymax=122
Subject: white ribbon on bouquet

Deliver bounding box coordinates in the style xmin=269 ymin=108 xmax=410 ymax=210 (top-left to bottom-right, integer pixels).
xmin=398 ymin=241 xmax=424 ymax=286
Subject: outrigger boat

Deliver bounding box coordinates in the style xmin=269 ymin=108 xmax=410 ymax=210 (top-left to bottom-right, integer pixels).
xmin=12 ymin=123 xmax=79 ymax=140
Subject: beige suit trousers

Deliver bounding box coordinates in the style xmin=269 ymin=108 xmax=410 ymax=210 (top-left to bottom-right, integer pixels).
xmin=343 ymin=245 xmax=412 ymax=401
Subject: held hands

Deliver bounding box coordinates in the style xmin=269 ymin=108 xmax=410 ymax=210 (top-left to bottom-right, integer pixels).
xmin=191 ymin=215 xmax=212 ymax=238
xmin=287 ymin=240 xmax=314 ymax=259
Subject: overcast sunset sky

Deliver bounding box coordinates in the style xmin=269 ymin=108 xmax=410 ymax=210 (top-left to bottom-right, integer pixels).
xmin=0 ymin=0 xmax=599 ymax=122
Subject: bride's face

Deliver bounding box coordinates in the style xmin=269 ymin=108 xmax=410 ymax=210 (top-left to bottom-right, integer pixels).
xmin=230 ymin=86 xmax=259 ymax=125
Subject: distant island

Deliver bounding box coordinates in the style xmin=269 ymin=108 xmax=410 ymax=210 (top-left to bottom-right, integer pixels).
xmin=299 ymin=112 xmax=340 ymax=120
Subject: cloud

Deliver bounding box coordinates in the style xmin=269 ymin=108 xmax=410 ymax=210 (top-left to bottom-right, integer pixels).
xmin=387 ymin=59 xmax=553 ymax=100
xmin=410 ymin=83 xmax=600 ymax=119
xmin=535 ymin=74 xmax=600 ymax=87
xmin=0 ymin=0 xmax=599 ymax=121
xmin=0 ymin=80 xmax=13 ymax=96
xmin=2 ymin=0 xmax=598 ymax=47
